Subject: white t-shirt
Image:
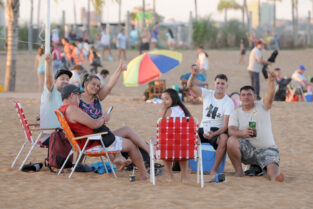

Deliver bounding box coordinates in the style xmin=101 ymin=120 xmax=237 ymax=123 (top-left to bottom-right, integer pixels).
xmin=170 ymin=106 xmax=185 ymax=117
xmin=117 ymin=33 xmax=127 ymax=49
xmin=291 ymin=71 xmax=307 ymax=88
xmin=200 ymin=89 xmax=234 ymax=129
xmin=228 ymin=101 xmax=276 ymax=149
xmin=247 ymin=47 xmax=262 ymax=73
xmin=40 ymin=85 xmax=62 ymax=129
xmin=198 ymin=53 xmax=209 ymax=71
xmin=101 ymin=32 xmax=110 ymax=46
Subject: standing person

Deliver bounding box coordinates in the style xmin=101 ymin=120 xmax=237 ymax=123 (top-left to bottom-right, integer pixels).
xmin=247 ymin=40 xmax=272 ymax=100
xmin=40 ymin=54 xmax=72 ymax=132
xmin=61 ymin=38 xmax=72 ymax=68
xmin=139 ymin=27 xmax=150 ymax=54
xmin=116 ymin=28 xmax=128 ymax=61
xmin=129 ymin=25 xmax=139 ymax=49
xmin=71 ymin=42 xmax=84 ymax=66
xmin=52 ymin=43 xmax=62 ymax=74
xmin=51 ymin=26 xmax=60 ymax=45
xmin=34 ymin=47 xmax=45 ymax=92
xmin=99 ymin=26 xmax=113 ymax=61
xmin=227 ymin=72 xmax=284 ymax=182
xmin=160 ymin=88 xmax=192 ymax=183
xmin=151 ymin=22 xmax=160 ymax=49
xmin=89 ymin=46 xmax=102 ymax=74
xmin=166 ymin=28 xmax=175 ymax=50
xmin=187 ymin=69 xmax=234 ymax=176
xmin=196 ymin=46 xmax=209 ymax=76
xmin=239 ymin=38 xmax=246 ymax=64
xmin=273 ymin=35 xmax=280 ymax=51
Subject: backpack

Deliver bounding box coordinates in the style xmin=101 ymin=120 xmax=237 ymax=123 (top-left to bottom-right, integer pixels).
xmin=45 ymin=128 xmax=73 ymax=172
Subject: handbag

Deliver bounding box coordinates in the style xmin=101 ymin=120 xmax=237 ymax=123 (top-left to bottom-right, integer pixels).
xmin=93 ymin=125 xmax=115 ymax=147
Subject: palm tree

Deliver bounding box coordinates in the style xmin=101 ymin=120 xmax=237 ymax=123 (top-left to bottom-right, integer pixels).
xmin=217 ymin=0 xmax=241 ymax=24
xmin=268 ymin=0 xmax=282 ymax=35
xmin=194 ymin=0 xmax=198 ymax=20
xmin=291 ymin=0 xmax=298 ymax=44
xmin=4 ymin=0 xmax=20 ymax=92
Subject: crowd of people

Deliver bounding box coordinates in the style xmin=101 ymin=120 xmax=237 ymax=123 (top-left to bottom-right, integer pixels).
xmin=32 ymin=25 xmax=313 ymax=184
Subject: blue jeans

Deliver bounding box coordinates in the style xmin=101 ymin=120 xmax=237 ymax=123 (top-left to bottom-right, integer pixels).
xmin=248 ymin=71 xmax=260 ymax=99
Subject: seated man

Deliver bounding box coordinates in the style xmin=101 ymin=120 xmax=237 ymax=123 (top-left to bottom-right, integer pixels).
xmin=227 ymin=71 xmax=284 ymax=182
xmin=59 ymin=84 xmax=149 ymax=180
xmin=180 ymin=64 xmax=208 ymax=102
xmin=291 ymin=65 xmax=312 ymax=93
xmin=187 ymin=68 xmax=234 ymax=176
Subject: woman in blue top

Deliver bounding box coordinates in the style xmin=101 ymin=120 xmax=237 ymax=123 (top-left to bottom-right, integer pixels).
xmin=79 ymin=62 xmax=150 ymax=167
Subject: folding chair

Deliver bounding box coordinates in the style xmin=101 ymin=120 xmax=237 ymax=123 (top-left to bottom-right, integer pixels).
xmin=149 ymin=117 xmax=204 ymax=188
xmin=286 ymin=82 xmax=306 ymax=102
xmin=11 ymin=99 xmax=54 ymax=170
xmin=54 ymin=109 xmax=118 ymax=178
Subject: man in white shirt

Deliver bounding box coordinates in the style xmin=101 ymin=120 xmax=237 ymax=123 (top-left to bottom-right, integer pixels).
xmin=247 ymin=40 xmax=272 ymax=100
xmin=227 ymin=71 xmax=284 ymax=182
xmin=291 ymin=65 xmax=312 ymax=93
xmin=187 ymin=65 xmax=234 ymax=175
xmin=40 ymin=55 xmax=72 ymax=130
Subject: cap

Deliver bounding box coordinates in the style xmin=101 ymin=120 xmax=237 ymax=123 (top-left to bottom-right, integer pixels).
xmin=61 ymin=84 xmax=84 ymax=100
xmin=54 ymin=69 xmax=72 ymax=80
xmin=298 ymin=65 xmax=306 ymax=71
xmin=257 ymin=40 xmax=265 ymax=45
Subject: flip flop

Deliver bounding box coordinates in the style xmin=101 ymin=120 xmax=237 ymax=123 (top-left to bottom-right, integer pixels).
xmin=208 ymin=173 xmax=225 ymax=183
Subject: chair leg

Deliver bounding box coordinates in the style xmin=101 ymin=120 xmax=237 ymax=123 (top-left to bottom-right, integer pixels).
xmin=18 ymin=133 xmax=43 ymax=170
xmin=58 ymin=149 xmax=74 ymax=175
xmin=100 ymin=156 xmax=109 ymax=174
xmin=199 ymin=144 xmax=204 ymax=188
xmin=149 ymin=138 xmax=155 ymax=185
xmin=69 ymin=151 xmax=84 ymax=179
xmin=104 ymin=150 xmax=117 ymax=178
xmin=11 ymin=140 xmax=28 ymax=168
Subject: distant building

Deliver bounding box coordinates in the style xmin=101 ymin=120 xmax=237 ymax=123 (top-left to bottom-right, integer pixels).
xmin=81 ymin=8 xmax=100 ymax=26
xmin=248 ymin=1 xmax=274 ymax=29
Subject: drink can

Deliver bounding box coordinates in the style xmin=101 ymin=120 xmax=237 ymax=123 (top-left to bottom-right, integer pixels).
xmin=249 ymin=121 xmax=256 ymax=129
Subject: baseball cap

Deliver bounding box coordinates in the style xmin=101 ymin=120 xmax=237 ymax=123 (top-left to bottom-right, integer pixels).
xmin=298 ymin=65 xmax=306 ymax=71
xmin=54 ymin=69 xmax=73 ymax=80
xmin=61 ymin=84 xmax=84 ymax=100
xmin=257 ymin=40 xmax=265 ymax=45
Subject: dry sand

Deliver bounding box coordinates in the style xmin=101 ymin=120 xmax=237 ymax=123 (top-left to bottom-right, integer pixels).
xmin=0 ymin=49 xmax=313 ymax=208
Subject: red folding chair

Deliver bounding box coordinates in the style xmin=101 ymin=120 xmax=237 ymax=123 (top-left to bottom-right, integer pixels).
xmin=11 ymin=99 xmax=54 ymax=170
xmin=149 ymin=117 xmax=204 ymax=187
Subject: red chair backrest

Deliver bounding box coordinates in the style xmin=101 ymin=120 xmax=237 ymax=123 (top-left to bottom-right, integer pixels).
xmin=13 ymin=99 xmax=34 ymax=143
xmin=156 ymin=117 xmax=199 ymax=160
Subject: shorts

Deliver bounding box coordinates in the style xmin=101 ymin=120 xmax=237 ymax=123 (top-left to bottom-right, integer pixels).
xmin=239 ymin=138 xmax=280 ymax=169
xmin=198 ymin=127 xmax=220 ymax=150
xmin=140 ymin=42 xmax=150 ymax=51
xmin=98 ymin=42 xmax=110 ymax=48
xmin=37 ymin=65 xmax=45 ymax=74
xmin=241 ymin=49 xmax=246 ymax=55
xmin=86 ymin=136 xmax=123 ymax=153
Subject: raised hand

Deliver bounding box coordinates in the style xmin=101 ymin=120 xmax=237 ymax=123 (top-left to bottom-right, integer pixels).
xmin=45 ymin=53 xmax=52 ymax=65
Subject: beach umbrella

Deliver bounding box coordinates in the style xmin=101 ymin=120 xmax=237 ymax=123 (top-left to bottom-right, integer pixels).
xmin=123 ymin=50 xmax=182 ymax=86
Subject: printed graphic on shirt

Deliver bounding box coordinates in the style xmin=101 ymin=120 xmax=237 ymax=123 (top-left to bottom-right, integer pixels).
xmin=206 ymin=104 xmax=221 ymax=119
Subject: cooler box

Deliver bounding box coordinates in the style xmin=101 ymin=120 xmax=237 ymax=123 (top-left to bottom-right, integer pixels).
xmin=305 ymin=94 xmax=312 ymax=102
xmin=189 ymin=143 xmax=226 ymax=173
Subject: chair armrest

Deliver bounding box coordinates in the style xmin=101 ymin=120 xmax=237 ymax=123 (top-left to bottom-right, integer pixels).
xmin=29 ymin=123 xmax=40 ymax=127
xmin=73 ymin=132 xmax=108 ymax=140
xmin=30 ymin=128 xmax=55 ymax=131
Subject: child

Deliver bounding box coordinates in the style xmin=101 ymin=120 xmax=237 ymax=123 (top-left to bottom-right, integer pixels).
xmin=196 ymin=46 xmax=209 ymax=76
xmin=160 ymin=88 xmax=192 ymax=183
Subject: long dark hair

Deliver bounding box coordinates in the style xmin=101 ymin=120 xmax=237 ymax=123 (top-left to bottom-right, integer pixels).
xmin=163 ymin=88 xmax=191 ymax=117
xmin=168 ymin=29 xmax=174 ymax=39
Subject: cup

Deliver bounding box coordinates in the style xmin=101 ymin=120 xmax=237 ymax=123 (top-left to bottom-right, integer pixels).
xmin=249 ymin=121 xmax=257 ymax=137
xmin=203 ymin=126 xmax=210 ymax=136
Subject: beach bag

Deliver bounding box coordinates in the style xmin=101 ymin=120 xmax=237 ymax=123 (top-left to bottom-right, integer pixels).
xmin=93 ymin=125 xmax=116 ymax=147
xmin=45 ymin=128 xmax=73 ymax=172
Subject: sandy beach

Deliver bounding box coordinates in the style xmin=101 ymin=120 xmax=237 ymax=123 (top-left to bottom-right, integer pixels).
xmin=0 ymin=49 xmax=312 ymax=208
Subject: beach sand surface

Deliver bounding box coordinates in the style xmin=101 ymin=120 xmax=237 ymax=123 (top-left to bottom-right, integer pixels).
xmin=0 ymin=49 xmax=312 ymax=208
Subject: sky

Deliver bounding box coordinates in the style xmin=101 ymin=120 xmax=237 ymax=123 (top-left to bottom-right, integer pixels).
xmin=11 ymin=0 xmax=313 ymax=25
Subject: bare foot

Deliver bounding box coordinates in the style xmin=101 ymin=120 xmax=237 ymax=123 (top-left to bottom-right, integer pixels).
xmin=234 ymin=172 xmax=244 ymax=177
xmin=273 ymin=173 xmax=284 ymax=182
xmin=113 ymin=155 xmax=132 ymax=170
xmin=210 ymin=170 xmax=217 ymax=176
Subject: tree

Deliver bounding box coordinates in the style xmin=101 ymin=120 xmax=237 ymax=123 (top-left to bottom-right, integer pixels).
xmin=268 ymin=0 xmax=282 ymax=35
xmin=4 ymin=0 xmax=20 ymax=92
xmin=194 ymin=0 xmax=198 ymax=20
xmin=291 ymin=0 xmax=298 ymax=45
xmin=217 ymin=0 xmax=241 ymax=24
